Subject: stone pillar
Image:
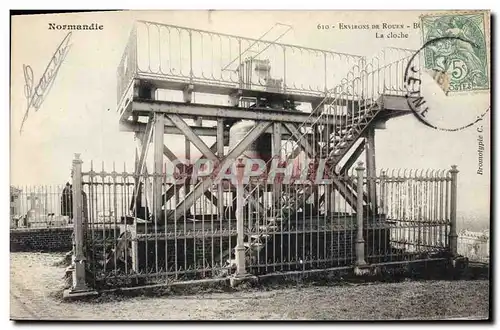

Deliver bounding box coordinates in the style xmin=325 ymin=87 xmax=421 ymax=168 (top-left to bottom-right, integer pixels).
xmin=449 ymin=165 xmax=459 ymax=257
xmin=229 ymin=160 xmax=257 ymax=287
xmin=64 ymin=153 xmax=97 ymax=299
xmin=234 ymin=161 xmax=247 ymax=277
xmin=355 ymin=162 xmax=368 ymax=273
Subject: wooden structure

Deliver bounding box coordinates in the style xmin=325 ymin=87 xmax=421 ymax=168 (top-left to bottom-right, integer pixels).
xmin=116 ymin=22 xmax=417 ymax=224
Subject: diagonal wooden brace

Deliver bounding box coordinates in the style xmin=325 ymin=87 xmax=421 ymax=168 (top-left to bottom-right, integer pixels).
xmin=169 ymin=121 xmax=272 ymax=221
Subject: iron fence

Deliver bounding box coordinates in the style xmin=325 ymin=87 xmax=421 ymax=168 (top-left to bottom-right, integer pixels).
xmin=10 ymin=184 xmax=73 ymax=229
xmin=67 ymin=154 xmax=458 ymax=290
xmin=457 ymin=230 xmax=489 ymax=264
xmin=79 ymin=160 xmax=237 ymax=288
xmin=244 ymin=177 xmax=359 ymax=275
xmin=366 ymin=169 xmax=452 ymax=264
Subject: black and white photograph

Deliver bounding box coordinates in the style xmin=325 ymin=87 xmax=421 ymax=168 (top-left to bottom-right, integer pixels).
xmin=8 ymin=8 xmax=491 ymax=321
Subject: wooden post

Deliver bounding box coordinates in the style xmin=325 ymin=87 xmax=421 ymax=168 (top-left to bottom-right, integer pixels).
xmin=365 ymin=127 xmax=377 ymax=214
xmin=153 ymin=113 xmax=165 ymax=221
xmin=449 ymin=165 xmax=459 ymax=257
xmin=217 ymin=118 xmax=225 ymax=220
xmin=185 ymin=135 xmax=191 ymax=197
xmin=355 ymin=162 xmax=367 ymax=267
xmin=272 ymin=122 xmax=282 ymax=208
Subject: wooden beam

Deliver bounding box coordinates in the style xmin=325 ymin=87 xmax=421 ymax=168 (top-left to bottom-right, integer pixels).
xmin=120 ymin=120 xmax=222 ymax=136
xmin=135 ymin=117 xmax=154 ymax=176
xmin=183 ymin=84 xmax=194 ymax=103
xmin=284 ymin=123 xmax=315 ymax=157
xmin=365 ymin=127 xmax=377 ymax=212
xmin=153 ymin=113 xmax=165 ymax=220
xmin=160 ymin=141 xmax=222 ymax=205
xmin=120 ymin=120 xmax=304 ymax=137
xmin=131 ymin=77 xmax=328 ymax=104
xmin=169 ymin=121 xmax=272 ymax=221
xmin=340 ymin=140 xmax=365 ymax=174
xmin=203 ymin=191 xmax=219 ymax=208
xmin=287 ymin=125 xmax=358 ymax=209
xmin=217 ymin=118 xmax=225 ymax=219
xmin=167 ymin=114 xmax=218 ymax=161
xmin=131 ymin=100 xmax=343 ymax=125
xmin=130 ymin=116 xmax=154 ymax=212
xmin=184 ymin=133 xmax=191 ymax=196
xmin=163 ymin=144 xmax=177 ymax=162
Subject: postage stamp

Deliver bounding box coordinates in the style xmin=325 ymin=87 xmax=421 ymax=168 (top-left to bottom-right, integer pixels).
xmin=420 ymin=11 xmax=490 ymax=93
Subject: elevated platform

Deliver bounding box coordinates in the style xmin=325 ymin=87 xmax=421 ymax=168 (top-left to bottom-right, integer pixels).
xmin=117 ymin=21 xmax=365 ymax=109
xmin=116 ymin=21 xmax=417 ymax=129
xmin=118 ymin=88 xmax=415 ymax=134
xmin=132 ymin=74 xmax=329 ymax=104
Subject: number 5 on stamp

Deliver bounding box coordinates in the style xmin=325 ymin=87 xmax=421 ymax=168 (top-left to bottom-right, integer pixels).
xmin=420 ymin=11 xmax=490 ymax=93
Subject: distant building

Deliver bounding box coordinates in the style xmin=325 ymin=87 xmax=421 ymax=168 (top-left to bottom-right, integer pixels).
xmin=10 ymin=186 xmax=22 ymax=216
xmin=458 ymin=230 xmax=490 ymax=263
xmin=10 ymin=186 xmax=22 ymax=228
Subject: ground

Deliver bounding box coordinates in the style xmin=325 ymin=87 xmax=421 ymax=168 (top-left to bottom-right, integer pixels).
xmin=10 ymin=252 xmax=490 ymax=321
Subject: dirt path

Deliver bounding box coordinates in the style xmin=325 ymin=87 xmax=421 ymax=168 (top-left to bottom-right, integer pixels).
xmin=10 ymin=252 xmax=490 ymax=320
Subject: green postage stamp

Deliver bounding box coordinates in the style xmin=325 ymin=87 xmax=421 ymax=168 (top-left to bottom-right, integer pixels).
xmin=420 ymin=11 xmax=490 ymax=93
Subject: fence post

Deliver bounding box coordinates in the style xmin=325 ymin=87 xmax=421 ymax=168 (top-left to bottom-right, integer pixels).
xmin=234 ymin=162 xmax=247 ymax=277
xmin=355 ymin=162 xmax=368 ymax=272
xmin=230 ymin=161 xmax=256 ymax=287
xmin=64 ymin=153 xmax=96 ymax=299
xmin=449 ymin=165 xmax=459 ymax=257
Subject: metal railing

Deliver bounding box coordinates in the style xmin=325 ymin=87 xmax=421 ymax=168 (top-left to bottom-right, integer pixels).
xmin=66 ymin=154 xmax=458 ymax=291
xmin=457 ymin=230 xmax=489 ymax=264
xmin=116 ymin=20 xmax=365 ymax=106
xmin=10 ymin=185 xmax=73 ymax=229
xmin=367 ymin=169 xmax=453 ymax=262
xmin=244 ymin=175 xmax=359 ymax=275
xmin=79 ymin=159 xmax=237 ymax=288
xmin=236 ymin=46 xmax=421 ymax=238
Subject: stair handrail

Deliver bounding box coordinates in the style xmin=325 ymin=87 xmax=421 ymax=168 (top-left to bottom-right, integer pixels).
xmin=241 ymin=50 xmax=409 ymax=195
xmin=223 ymin=49 xmax=416 ymax=224
xmin=220 ymin=48 xmax=417 ymax=265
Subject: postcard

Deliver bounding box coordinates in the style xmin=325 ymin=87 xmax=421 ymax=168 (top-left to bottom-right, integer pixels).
xmin=10 ymin=10 xmax=490 ymax=321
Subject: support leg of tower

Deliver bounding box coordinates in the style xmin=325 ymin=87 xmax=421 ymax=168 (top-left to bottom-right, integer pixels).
xmin=365 ymin=127 xmax=377 ymax=214
xmin=153 ymin=113 xmax=165 ymax=222
xmin=272 ymin=122 xmax=282 ymax=209
xmin=217 ymin=119 xmax=225 ymax=220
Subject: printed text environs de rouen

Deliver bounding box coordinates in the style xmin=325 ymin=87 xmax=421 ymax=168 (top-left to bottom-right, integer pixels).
xmin=316 ymin=22 xmax=421 ymax=39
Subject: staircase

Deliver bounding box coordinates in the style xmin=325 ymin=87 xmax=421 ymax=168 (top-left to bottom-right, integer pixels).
xmin=269 ymin=100 xmax=382 ymax=224
xmin=239 ymin=50 xmax=413 ymax=267
xmin=238 ymin=104 xmax=382 ymax=261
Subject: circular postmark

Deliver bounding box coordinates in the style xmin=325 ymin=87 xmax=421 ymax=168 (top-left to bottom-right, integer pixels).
xmin=404 ymin=36 xmax=490 ymax=132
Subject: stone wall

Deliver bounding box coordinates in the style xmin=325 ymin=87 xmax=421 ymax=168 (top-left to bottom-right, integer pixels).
xmin=10 ymin=227 xmax=73 ymax=252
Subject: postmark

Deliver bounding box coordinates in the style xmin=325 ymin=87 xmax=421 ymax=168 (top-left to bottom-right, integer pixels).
xmin=420 ymin=12 xmax=489 ymax=93
xmin=404 ymin=11 xmax=490 ymax=132
xmin=404 ymin=37 xmax=490 ymax=131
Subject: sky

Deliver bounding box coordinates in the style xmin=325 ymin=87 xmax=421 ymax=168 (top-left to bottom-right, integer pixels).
xmin=10 ymin=10 xmax=491 ymax=227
